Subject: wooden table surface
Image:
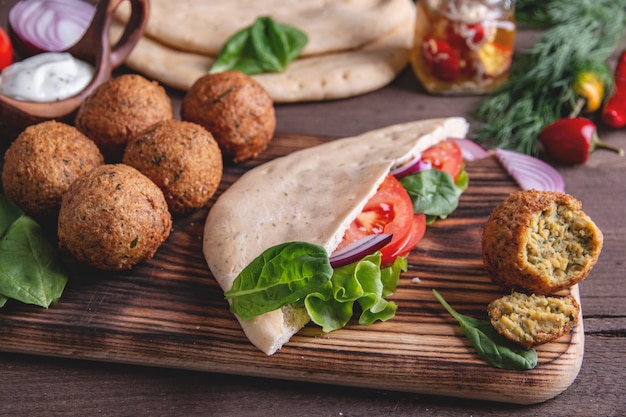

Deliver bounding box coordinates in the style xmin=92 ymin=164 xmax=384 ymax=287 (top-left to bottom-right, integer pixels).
xmin=1 ymin=2 xmax=625 ymax=415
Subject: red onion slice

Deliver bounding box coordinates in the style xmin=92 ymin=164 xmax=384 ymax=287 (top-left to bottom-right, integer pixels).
xmin=329 ymin=234 xmax=393 ymax=268
xmin=495 ymin=148 xmax=565 ymax=192
xmin=390 ymin=154 xmax=431 ymax=179
xmin=9 ymin=0 xmax=96 ymax=55
xmin=451 ymin=138 xmax=490 ymax=161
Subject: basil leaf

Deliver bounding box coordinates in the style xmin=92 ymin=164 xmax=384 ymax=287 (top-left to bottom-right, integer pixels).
xmin=400 ymin=169 xmax=463 ymax=222
xmin=249 ymin=17 xmax=283 ymax=72
xmin=225 ymin=242 xmax=333 ymax=321
xmin=209 ymin=16 xmax=308 ymax=75
xmin=209 ymin=28 xmax=251 ymax=74
xmin=432 ymin=289 xmax=538 ymax=370
xmin=0 ymin=195 xmax=68 ymax=308
xmin=282 ymin=24 xmax=308 ymax=62
xmin=264 ymin=17 xmax=290 ymax=68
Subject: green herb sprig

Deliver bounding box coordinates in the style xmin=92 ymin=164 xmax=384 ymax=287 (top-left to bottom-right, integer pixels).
xmin=432 ymin=289 xmax=537 ymax=370
xmin=472 ymin=0 xmax=626 ymax=155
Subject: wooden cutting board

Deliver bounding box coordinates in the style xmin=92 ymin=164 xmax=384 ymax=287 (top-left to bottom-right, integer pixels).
xmin=0 ymin=132 xmax=583 ymax=405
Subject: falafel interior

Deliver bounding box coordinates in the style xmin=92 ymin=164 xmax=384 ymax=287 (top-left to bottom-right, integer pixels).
xmin=488 ymin=292 xmax=580 ymax=348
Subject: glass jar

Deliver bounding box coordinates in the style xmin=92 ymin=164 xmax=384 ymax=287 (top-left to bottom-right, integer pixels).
xmin=410 ymin=0 xmax=516 ymax=95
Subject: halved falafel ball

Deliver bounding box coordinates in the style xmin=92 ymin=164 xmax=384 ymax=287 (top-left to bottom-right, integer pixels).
xmin=487 ymin=292 xmax=580 ymax=348
xmin=181 ymin=71 xmax=275 ymax=163
xmin=2 ymin=120 xmax=104 ymax=218
xmin=75 ymin=74 xmax=173 ymax=161
xmin=482 ymin=189 xmax=603 ymax=294
xmin=122 ymin=120 xmax=223 ymax=214
xmin=58 ymin=164 xmax=172 ymax=271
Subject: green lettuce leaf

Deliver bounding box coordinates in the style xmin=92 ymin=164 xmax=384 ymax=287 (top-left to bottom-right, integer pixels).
xmin=225 ymin=241 xmax=404 ymax=333
xmin=305 ymin=254 xmax=405 ymax=332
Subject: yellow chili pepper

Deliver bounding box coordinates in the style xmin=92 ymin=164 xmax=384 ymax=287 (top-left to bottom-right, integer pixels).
xmin=573 ymin=72 xmax=605 ymax=114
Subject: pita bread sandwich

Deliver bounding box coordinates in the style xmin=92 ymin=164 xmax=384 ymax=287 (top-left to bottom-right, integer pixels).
xmin=203 ymin=117 xmax=470 ymax=355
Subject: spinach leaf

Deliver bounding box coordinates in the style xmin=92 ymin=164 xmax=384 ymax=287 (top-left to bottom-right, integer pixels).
xmin=400 ymin=169 xmax=464 ymax=223
xmin=0 ymin=195 xmax=68 ymax=308
xmin=225 ymin=242 xmax=333 ymax=321
xmin=210 ymin=16 xmax=308 ymax=75
xmin=432 ymin=289 xmax=538 ymax=370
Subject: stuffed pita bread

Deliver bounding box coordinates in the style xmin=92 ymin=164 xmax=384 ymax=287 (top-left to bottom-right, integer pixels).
xmin=203 ymin=117 xmax=469 ymax=355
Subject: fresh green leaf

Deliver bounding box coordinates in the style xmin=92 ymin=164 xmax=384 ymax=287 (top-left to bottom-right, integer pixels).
xmin=305 ymin=253 xmax=403 ymax=332
xmin=209 ymin=16 xmax=308 ymax=75
xmin=225 ymin=242 xmax=333 ymax=321
xmin=0 ymin=195 xmax=68 ymax=308
xmin=455 ymin=166 xmax=469 ymax=192
xmin=209 ymin=28 xmax=250 ymax=74
xmin=432 ymin=289 xmax=538 ymax=370
xmin=249 ymin=17 xmax=284 ymax=72
xmin=380 ymin=256 xmax=406 ymax=297
xmin=400 ymin=169 xmax=463 ymax=222
xmin=265 ymin=17 xmax=290 ymax=68
xmin=225 ymin=241 xmax=402 ymax=333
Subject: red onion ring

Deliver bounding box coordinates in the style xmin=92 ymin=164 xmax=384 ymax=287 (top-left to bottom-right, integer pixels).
xmin=495 ymin=148 xmax=565 ymax=192
xmin=451 ymin=138 xmax=490 ymax=161
xmin=8 ymin=0 xmax=96 ymax=55
xmin=390 ymin=154 xmax=431 ymax=179
xmin=329 ymin=234 xmax=393 ymax=268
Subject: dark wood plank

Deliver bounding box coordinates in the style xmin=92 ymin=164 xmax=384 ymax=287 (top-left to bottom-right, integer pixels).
xmin=0 ymin=132 xmax=583 ymax=404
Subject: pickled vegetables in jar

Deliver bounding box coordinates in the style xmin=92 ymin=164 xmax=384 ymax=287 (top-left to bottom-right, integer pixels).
xmin=411 ymin=0 xmax=516 ymax=95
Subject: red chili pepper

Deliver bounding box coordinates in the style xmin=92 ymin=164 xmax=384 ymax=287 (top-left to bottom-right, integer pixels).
xmin=0 ymin=27 xmax=14 ymax=71
xmin=539 ymin=117 xmax=624 ymax=165
xmin=422 ymin=37 xmax=461 ymax=82
xmin=602 ymin=50 xmax=626 ymax=128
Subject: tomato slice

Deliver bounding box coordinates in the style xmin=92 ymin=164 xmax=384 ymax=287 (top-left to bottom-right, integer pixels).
xmin=384 ymin=213 xmax=426 ymax=264
xmin=421 ymin=139 xmax=463 ymax=180
xmin=0 ymin=27 xmax=13 ymax=71
xmin=337 ymin=174 xmax=414 ymax=264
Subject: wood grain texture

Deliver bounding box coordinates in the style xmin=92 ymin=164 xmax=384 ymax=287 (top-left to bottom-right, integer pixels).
xmin=0 ymin=132 xmax=583 ymax=404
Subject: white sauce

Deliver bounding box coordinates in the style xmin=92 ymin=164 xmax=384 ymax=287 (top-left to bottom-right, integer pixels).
xmin=0 ymin=52 xmax=95 ymax=102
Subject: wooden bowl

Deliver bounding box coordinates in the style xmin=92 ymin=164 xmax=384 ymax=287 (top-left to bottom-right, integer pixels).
xmin=0 ymin=0 xmax=149 ymax=140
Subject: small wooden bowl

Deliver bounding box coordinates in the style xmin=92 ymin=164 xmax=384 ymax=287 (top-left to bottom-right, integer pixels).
xmin=0 ymin=0 xmax=149 ymax=140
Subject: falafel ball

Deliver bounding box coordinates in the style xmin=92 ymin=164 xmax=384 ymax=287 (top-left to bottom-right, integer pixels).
xmin=181 ymin=71 xmax=275 ymax=163
xmin=75 ymin=74 xmax=173 ymax=161
xmin=2 ymin=120 xmax=104 ymax=218
xmin=58 ymin=164 xmax=172 ymax=270
xmin=487 ymin=292 xmax=580 ymax=348
xmin=481 ymin=189 xmax=603 ymax=294
xmin=122 ymin=120 xmax=223 ymax=214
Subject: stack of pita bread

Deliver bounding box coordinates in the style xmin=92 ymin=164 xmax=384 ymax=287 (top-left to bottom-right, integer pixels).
xmin=113 ymin=0 xmax=416 ymax=102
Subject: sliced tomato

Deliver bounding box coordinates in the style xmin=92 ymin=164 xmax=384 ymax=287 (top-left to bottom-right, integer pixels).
xmin=337 ymin=174 xmax=415 ymax=265
xmin=385 ymin=213 xmax=426 ymax=263
xmin=421 ymin=139 xmax=463 ymax=180
xmin=0 ymin=27 xmax=13 ymax=71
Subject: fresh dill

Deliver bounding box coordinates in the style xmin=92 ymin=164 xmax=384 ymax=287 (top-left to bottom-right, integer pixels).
xmin=471 ymin=0 xmax=626 ymax=155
